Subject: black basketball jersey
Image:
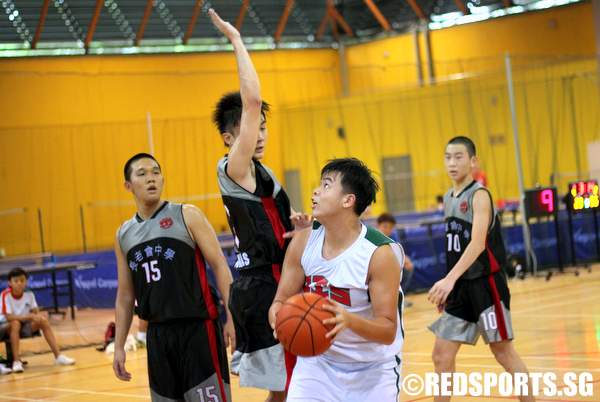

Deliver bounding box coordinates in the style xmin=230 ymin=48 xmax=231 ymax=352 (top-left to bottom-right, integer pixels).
xmin=444 ymin=181 xmax=507 ymax=280
xmin=117 ymin=201 xmax=218 ymax=323
xmin=217 ymin=157 xmax=293 ymax=275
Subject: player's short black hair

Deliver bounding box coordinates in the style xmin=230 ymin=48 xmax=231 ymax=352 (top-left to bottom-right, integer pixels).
xmin=447 ymin=136 xmax=476 ymax=157
xmin=377 ymin=212 xmax=396 ymax=225
xmin=212 ymin=91 xmax=270 ymax=135
xmin=8 ymin=267 xmax=28 ymax=281
xmin=321 ymin=158 xmax=379 ymax=216
xmin=123 ymin=153 xmax=161 ymax=181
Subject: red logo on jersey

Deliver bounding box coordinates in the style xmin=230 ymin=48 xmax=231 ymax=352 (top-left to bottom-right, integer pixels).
xmin=159 ymin=217 xmax=173 ymax=229
xmin=304 ymin=275 xmax=351 ymax=306
xmin=460 ymin=201 xmax=469 ymax=213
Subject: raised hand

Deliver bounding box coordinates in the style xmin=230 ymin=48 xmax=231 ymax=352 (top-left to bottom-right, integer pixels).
xmin=208 ymin=8 xmax=240 ymax=41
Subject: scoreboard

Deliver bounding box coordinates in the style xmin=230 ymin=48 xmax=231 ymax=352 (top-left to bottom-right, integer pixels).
xmin=524 ymin=187 xmax=557 ymax=218
xmin=567 ymin=180 xmax=599 ymax=211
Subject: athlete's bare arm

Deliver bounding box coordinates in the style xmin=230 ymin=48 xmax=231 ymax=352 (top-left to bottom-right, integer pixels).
xmin=113 ymin=230 xmax=135 ymax=381
xmin=268 ymin=228 xmax=312 ymax=330
xmin=182 ymin=204 xmax=236 ymax=352
xmin=322 ymin=245 xmax=401 ymax=345
xmin=209 ymin=9 xmax=262 ymax=192
xmin=428 ymin=189 xmax=492 ymax=306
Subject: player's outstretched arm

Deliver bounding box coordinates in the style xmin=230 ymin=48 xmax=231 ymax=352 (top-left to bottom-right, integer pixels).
xmin=182 ymin=204 xmax=236 ymax=352
xmin=209 ymin=8 xmax=262 ymax=184
xmin=269 ymin=228 xmax=311 ymax=330
xmin=428 ymin=189 xmax=492 ymax=306
xmin=322 ymin=245 xmax=401 ymax=345
xmin=113 ymin=230 xmax=135 ymax=381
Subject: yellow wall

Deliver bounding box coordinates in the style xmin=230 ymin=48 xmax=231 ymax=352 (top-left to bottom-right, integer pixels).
xmin=280 ymin=58 xmax=600 ymax=219
xmin=345 ymin=33 xmax=419 ymax=93
xmin=0 ymin=49 xmax=340 ymax=254
xmin=346 ymin=1 xmax=596 ymax=93
xmin=1 ymin=2 xmax=597 ymax=254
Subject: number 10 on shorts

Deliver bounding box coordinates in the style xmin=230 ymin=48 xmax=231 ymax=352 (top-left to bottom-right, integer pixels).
xmin=481 ymin=311 xmax=498 ymax=331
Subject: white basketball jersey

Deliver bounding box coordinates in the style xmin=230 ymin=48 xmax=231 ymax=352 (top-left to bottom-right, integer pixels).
xmin=301 ymin=222 xmax=404 ymax=365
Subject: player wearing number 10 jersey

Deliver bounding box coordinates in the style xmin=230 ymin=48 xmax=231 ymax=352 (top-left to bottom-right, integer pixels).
xmin=113 ymin=153 xmax=235 ymax=402
xmin=427 ymin=137 xmax=534 ymax=402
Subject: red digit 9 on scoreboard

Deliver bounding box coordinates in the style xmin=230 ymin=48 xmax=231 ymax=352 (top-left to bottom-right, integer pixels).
xmin=524 ymin=187 xmax=557 ymax=218
xmin=539 ymin=189 xmax=555 ymax=213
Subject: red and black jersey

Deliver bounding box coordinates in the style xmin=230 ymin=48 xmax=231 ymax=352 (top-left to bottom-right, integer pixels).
xmin=117 ymin=201 xmax=219 ymax=323
xmin=443 ymin=181 xmax=507 ymax=280
xmin=217 ymin=157 xmax=293 ymax=279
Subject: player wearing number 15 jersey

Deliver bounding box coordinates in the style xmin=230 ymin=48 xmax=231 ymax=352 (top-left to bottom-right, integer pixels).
xmin=113 ymin=153 xmax=235 ymax=402
xmin=427 ymin=137 xmax=534 ymax=402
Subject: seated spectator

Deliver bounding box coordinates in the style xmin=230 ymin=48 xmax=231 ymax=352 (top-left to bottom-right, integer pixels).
xmin=376 ymin=213 xmax=415 ymax=307
xmin=1 ymin=267 xmax=75 ymax=372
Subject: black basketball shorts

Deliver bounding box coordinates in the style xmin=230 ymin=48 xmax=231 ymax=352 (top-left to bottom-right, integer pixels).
xmin=429 ymin=270 xmax=514 ymax=345
xmin=147 ymin=318 xmax=231 ymax=402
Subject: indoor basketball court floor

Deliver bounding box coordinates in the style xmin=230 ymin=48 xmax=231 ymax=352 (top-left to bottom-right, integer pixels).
xmin=0 ymin=265 xmax=598 ymax=401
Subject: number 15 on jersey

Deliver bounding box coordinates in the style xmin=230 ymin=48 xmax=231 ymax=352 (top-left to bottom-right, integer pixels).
xmin=142 ymin=260 xmax=161 ymax=283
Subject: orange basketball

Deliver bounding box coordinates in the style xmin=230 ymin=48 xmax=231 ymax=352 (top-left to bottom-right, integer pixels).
xmin=275 ymin=292 xmax=335 ymax=357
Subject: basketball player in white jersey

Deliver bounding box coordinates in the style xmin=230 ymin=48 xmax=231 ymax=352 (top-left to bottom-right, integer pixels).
xmin=269 ymin=158 xmax=404 ymax=402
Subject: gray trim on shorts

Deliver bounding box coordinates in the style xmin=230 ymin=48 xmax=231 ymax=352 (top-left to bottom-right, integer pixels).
xmin=479 ymin=302 xmax=514 ymax=344
xmin=429 ymin=301 xmax=514 ymax=345
xmin=239 ymin=343 xmax=287 ymax=391
xmin=183 ymin=373 xmax=231 ymax=402
xmin=429 ymin=312 xmax=480 ymax=345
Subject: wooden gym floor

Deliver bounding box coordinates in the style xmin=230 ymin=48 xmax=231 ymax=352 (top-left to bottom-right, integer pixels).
xmin=0 ymin=265 xmax=598 ymax=401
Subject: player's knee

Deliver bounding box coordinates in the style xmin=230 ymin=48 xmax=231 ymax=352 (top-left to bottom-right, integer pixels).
xmin=432 ymin=347 xmax=455 ymax=369
xmin=10 ymin=321 xmax=21 ymax=332
xmin=490 ymin=343 xmax=513 ymax=365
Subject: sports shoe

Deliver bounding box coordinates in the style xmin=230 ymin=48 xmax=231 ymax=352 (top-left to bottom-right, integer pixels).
xmin=135 ymin=331 xmax=147 ymax=348
xmin=0 ymin=363 xmax=11 ymax=375
xmin=12 ymin=360 xmax=24 ymax=373
xmin=55 ymin=354 xmax=75 ymax=366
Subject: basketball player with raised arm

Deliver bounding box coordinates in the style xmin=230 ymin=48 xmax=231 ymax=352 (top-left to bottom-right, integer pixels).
xmin=428 ymin=136 xmax=534 ymax=402
xmin=113 ymin=152 xmax=235 ymax=402
xmin=209 ymin=9 xmax=311 ymax=402
xmin=269 ymin=158 xmax=404 ymax=402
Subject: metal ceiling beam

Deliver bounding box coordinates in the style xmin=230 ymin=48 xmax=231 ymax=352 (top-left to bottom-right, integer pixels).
xmin=84 ymin=0 xmax=104 ymax=50
xmin=290 ymin=3 xmax=314 ymax=36
xmin=104 ymin=0 xmax=135 ymax=41
xmin=453 ymin=0 xmax=469 ymax=14
xmin=54 ymin=0 xmax=85 ymax=42
xmin=316 ymin=11 xmax=329 ymax=41
xmin=31 ymin=0 xmax=50 ymax=49
xmin=135 ymin=0 xmax=154 ymax=46
xmin=154 ymin=0 xmax=183 ymax=39
xmin=235 ymin=0 xmax=249 ymax=31
xmin=183 ymin=0 xmax=204 ymax=44
xmin=326 ymin=0 xmax=353 ymax=37
xmin=274 ymin=0 xmax=295 ymax=43
xmin=405 ymin=0 xmax=427 ymax=21
xmin=364 ymin=0 xmax=391 ymax=31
